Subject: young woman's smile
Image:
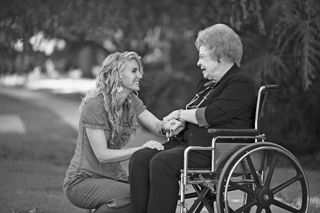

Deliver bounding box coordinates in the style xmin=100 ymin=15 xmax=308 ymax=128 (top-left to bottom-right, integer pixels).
xmin=121 ymin=59 xmax=143 ymax=92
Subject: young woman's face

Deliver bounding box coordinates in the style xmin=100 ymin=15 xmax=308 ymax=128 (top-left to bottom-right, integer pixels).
xmin=197 ymin=46 xmax=220 ymax=81
xmin=120 ymin=59 xmax=143 ymax=92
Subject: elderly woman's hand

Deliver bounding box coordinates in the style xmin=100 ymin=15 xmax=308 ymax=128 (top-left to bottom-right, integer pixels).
xmin=163 ymin=109 xmax=183 ymax=121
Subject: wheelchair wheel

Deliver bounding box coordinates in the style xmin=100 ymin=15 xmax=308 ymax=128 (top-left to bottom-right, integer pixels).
xmin=216 ymin=142 xmax=309 ymax=213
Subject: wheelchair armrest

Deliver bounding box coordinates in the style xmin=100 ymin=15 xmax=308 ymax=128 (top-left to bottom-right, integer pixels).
xmin=207 ymin=128 xmax=260 ymax=137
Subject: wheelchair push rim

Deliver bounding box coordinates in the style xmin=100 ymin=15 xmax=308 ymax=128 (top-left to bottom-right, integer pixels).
xmin=216 ymin=142 xmax=309 ymax=213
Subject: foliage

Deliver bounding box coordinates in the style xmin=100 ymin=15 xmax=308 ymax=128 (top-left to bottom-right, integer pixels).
xmin=231 ymin=0 xmax=320 ymax=153
xmin=1 ymin=0 xmax=320 ymax=153
xmin=270 ymin=0 xmax=320 ymax=90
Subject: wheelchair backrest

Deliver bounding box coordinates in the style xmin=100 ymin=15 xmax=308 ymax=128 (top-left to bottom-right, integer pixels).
xmin=255 ymin=85 xmax=279 ymax=130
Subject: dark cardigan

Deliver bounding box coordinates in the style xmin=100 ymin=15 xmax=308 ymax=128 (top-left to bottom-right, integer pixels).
xmin=182 ymin=64 xmax=257 ymax=147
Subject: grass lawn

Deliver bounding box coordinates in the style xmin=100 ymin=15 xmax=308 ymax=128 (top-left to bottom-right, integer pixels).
xmin=0 ymin=94 xmax=82 ymax=213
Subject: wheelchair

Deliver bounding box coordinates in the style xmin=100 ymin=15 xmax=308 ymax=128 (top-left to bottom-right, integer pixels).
xmin=179 ymin=85 xmax=309 ymax=213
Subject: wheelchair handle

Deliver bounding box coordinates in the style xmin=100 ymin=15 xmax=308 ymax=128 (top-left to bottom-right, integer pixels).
xmin=264 ymin=84 xmax=279 ymax=90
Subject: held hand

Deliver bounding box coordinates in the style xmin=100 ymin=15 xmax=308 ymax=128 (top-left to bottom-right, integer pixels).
xmin=163 ymin=119 xmax=186 ymax=137
xmin=163 ymin=109 xmax=182 ymax=121
xmin=171 ymin=122 xmax=185 ymax=136
xmin=142 ymin=140 xmax=164 ymax=151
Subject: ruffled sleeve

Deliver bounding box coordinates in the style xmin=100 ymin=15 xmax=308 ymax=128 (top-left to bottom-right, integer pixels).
xmin=130 ymin=94 xmax=146 ymax=115
xmin=81 ymin=98 xmax=110 ymax=130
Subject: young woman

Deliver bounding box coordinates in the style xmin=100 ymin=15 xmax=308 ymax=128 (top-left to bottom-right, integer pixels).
xmin=63 ymin=51 xmax=183 ymax=213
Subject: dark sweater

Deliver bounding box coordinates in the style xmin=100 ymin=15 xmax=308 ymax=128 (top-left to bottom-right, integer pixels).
xmin=182 ymin=64 xmax=257 ymax=147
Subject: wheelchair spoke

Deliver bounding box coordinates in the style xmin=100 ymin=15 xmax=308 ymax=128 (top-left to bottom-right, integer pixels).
xmin=195 ymin=202 xmax=204 ymax=213
xmin=272 ymin=199 xmax=299 ymax=212
xmin=240 ymin=161 xmax=248 ymax=173
xmin=256 ymin=206 xmax=263 ymax=213
xmin=185 ymin=192 xmax=199 ymax=199
xmin=202 ymin=200 xmax=215 ymax=213
xmin=189 ymin=186 xmax=215 ymax=213
xmin=265 ymin=152 xmax=278 ymax=187
xmin=272 ymin=175 xmax=301 ymax=194
xmin=192 ymin=184 xmax=202 ymax=194
xmin=245 ymin=155 xmax=261 ymax=187
xmin=265 ymin=206 xmax=272 ymax=213
xmin=229 ymin=181 xmax=255 ymax=194
xmin=233 ymin=200 xmax=257 ymax=213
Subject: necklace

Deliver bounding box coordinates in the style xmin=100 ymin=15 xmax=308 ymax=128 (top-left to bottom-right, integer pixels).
xmin=185 ymin=82 xmax=217 ymax=109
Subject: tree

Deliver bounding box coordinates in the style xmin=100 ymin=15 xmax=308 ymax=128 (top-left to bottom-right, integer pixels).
xmin=1 ymin=0 xmax=320 ymax=153
xmin=240 ymin=0 xmax=320 ymax=153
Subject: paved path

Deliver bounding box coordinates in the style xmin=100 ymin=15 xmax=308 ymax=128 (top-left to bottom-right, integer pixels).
xmin=0 ymin=86 xmax=163 ymax=146
xmin=0 ymin=87 xmax=80 ymax=130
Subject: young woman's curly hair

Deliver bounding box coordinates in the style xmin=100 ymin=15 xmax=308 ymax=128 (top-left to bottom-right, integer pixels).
xmin=80 ymin=51 xmax=143 ymax=146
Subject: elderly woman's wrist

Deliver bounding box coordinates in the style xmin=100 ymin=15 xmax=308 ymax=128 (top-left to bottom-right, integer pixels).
xmin=177 ymin=109 xmax=183 ymax=120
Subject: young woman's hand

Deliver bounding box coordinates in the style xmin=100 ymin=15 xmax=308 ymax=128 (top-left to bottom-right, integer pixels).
xmin=162 ymin=119 xmax=185 ymax=137
xmin=142 ymin=140 xmax=164 ymax=151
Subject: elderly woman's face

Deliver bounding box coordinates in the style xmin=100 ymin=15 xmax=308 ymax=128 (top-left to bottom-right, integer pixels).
xmin=120 ymin=59 xmax=143 ymax=92
xmin=197 ymin=46 xmax=219 ymax=81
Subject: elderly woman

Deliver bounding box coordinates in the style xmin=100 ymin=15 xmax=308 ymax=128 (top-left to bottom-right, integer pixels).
xmin=129 ymin=23 xmax=257 ymax=213
xmin=63 ymin=51 xmax=182 ymax=213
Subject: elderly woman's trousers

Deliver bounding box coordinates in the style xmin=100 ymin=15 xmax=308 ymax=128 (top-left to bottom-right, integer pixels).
xmin=129 ymin=141 xmax=211 ymax=213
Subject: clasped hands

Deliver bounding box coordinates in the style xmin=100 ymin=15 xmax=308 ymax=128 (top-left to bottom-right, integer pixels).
xmin=143 ymin=110 xmax=185 ymax=151
xmin=161 ymin=109 xmax=185 ymax=138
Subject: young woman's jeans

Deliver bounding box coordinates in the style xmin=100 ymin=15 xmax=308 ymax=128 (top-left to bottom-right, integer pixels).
xmin=65 ymin=177 xmax=130 ymax=213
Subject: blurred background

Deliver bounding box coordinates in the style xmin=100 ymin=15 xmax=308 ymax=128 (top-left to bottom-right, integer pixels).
xmin=0 ymin=0 xmax=320 ymax=212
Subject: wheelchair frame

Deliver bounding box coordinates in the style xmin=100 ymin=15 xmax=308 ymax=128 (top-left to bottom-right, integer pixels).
xmin=179 ymin=85 xmax=310 ymax=213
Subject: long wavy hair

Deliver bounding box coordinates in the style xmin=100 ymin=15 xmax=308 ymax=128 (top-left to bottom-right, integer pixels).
xmin=80 ymin=51 xmax=143 ymax=147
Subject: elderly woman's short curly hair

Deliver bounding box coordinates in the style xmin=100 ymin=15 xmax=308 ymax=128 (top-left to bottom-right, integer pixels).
xmin=195 ymin=23 xmax=243 ymax=66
